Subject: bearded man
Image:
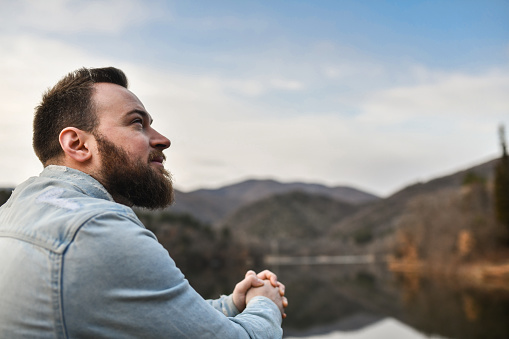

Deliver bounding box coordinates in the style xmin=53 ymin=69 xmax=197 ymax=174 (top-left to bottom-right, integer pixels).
xmin=0 ymin=67 xmax=286 ymax=338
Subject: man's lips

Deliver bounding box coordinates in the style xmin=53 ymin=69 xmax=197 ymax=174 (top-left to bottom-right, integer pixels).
xmin=151 ymin=156 xmax=164 ymax=163
xmin=149 ymin=153 xmax=166 ymax=166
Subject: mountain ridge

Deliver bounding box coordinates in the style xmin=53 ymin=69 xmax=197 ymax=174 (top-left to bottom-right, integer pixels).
xmin=168 ymin=179 xmax=379 ymax=224
xmin=211 ymin=157 xmax=504 ymax=259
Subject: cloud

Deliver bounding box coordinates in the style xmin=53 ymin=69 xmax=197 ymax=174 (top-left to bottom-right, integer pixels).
xmin=218 ymin=77 xmax=304 ymax=97
xmin=270 ymin=78 xmax=305 ymax=91
xmin=180 ymin=15 xmax=269 ymax=32
xmin=0 ymin=0 xmax=163 ymax=34
xmin=119 ymin=56 xmax=509 ymax=195
xmin=358 ymin=69 xmax=509 ymax=125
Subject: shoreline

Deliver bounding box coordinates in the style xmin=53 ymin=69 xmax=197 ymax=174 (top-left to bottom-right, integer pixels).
xmin=388 ymin=258 xmax=509 ymax=291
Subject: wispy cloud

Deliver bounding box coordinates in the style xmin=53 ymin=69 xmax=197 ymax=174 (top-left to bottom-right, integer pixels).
xmin=179 ymin=15 xmax=269 ymax=32
xmin=127 ymin=58 xmax=508 ymax=194
xmin=0 ymin=0 xmax=165 ymax=34
xmin=359 ymin=69 xmax=509 ymax=124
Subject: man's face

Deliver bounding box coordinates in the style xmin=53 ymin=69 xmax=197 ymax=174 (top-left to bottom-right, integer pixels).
xmin=91 ymin=83 xmax=174 ymax=209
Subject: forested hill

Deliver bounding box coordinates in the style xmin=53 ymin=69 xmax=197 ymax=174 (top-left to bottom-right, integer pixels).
xmin=319 ymin=158 xmax=504 ymax=257
xmin=212 ymin=157 xmax=506 ymax=261
xmin=168 ymin=179 xmax=379 ymax=224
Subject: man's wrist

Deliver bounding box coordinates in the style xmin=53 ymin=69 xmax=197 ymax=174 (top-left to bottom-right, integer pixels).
xmin=245 ymin=296 xmax=283 ymax=323
xmin=225 ymin=294 xmax=242 ymax=316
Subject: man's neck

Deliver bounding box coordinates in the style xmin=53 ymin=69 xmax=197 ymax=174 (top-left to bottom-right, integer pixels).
xmin=109 ymin=193 xmax=134 ymax=207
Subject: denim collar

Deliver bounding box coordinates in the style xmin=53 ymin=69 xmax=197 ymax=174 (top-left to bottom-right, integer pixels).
xmin=40 ymin=165 xmax=114 ymax=202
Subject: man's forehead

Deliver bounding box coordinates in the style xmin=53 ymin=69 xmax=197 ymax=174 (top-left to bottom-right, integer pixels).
xmin=92 ymin=82 xmax=150 ymax=119
xmin=92 ymin=82 xmax=141 ymax=104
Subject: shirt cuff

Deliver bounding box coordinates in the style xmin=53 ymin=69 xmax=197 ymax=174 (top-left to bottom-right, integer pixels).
xmin=223 ymin=294 xmax=241 ymax=317
xmin=245 ymin=296 xmax=282 ymax=325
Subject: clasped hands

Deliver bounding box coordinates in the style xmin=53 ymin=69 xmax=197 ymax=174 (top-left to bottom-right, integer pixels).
xmin=232 ymin=270 xmax=288 ymax=319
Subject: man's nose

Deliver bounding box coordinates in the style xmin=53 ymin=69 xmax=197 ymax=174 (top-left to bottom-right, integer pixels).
xmin=150 ymin=128 xmax=171 ymax=150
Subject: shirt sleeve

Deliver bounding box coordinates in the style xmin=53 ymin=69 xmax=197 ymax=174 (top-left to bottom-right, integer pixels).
xmin=206 ymin=294 xmax=240 ymax=317
xmin=61 ymin=211 xmax=282 ymax=339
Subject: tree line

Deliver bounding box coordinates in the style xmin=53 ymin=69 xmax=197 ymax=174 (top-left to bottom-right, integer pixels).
xmin=494 ymin=124 xmax=509 ymax=231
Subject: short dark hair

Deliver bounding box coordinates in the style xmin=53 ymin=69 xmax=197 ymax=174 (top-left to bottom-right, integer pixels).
xmin=33 ymin=67 xmax=129 ymax=165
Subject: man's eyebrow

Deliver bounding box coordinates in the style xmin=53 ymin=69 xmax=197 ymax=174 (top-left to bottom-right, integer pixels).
xmin=126 ymin=109 xmax=153 ymax=124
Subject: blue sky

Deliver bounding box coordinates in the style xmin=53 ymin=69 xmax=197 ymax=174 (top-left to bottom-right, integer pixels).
xmin=1 ymin=0 xmax=508 ymax=196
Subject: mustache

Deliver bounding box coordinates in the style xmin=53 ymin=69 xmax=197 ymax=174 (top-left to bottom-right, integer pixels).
xmin=148 ymin=151 xmax=166 ymax=163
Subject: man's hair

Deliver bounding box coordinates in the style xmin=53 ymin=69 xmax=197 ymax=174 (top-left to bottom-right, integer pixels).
xmin=33 ymin=67 xmax=129 ymax=165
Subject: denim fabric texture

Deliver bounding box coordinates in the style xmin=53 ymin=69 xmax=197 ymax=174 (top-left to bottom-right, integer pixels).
xmin=0 ymin=166 xmax=282 ymax=338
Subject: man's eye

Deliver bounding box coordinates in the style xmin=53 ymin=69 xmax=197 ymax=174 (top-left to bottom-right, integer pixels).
xmin=132 ymin=118 xmax=143 ymax=125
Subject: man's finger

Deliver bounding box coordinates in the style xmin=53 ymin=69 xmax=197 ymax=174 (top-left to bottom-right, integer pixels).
xmin=282 ymin=297 xmax=288 ymax=308
xmin=237 ymin=274 xmax=264 ymax=293
xmin=245 ymin=270 xmax=257 ymax=278
xmin=277 ymin=282 xmax=285 ymax=296
xmin=257 ymin=270 xmax=278 ymax=287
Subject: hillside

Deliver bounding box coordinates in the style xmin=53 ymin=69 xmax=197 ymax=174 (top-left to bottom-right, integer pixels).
xmin=213 ymin=157 xmax=507 ymax=263
xmin=168 ymin=179 xmax=379 ymax=224
xmin=324 ymin=159 xmax=500 ymax=252
xmin=222 ymin=190 xmax=359 ymax=243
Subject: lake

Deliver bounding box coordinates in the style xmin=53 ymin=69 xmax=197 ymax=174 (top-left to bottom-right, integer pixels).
xmin=183 ymin=260 xmax=509 ymax=339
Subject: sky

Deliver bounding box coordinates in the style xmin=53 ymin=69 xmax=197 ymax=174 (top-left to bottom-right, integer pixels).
xmin=0 ymin=0 xmax=508 ymax=197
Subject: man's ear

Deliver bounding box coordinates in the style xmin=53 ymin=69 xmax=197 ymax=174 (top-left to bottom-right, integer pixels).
xmin=59 ymin=127 xmax=93 ymax=163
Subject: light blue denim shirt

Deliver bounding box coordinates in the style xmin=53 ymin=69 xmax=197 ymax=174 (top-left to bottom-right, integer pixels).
xmin=0 ymin=166 xmax=282 ymax=338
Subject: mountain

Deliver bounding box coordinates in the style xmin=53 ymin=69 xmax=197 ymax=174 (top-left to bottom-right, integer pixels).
xmin=327 ymin=159 xmax=497 ymax=237
xmin=222 ymin=190 xmax=359 ymax=243
xmin=209 ymin=157 xmax=505 ymax=261
xmin=168 ymin=179 xmax=379 ymax=224
xmin=316 ymin=158 xmax=506 ymax=260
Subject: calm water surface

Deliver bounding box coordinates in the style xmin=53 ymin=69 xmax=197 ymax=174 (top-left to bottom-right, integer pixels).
xmin=184 ymin=262 xmax=509 ymax=339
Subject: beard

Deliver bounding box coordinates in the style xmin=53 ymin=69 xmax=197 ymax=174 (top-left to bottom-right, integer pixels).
xmin=94 ymin=134 xmax=174 ymax=209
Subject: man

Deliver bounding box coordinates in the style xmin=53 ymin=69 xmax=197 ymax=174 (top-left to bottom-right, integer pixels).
xmin=0 ymin=67 xmax=287 ymax=338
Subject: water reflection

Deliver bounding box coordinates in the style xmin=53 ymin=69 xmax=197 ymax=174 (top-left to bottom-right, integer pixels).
xmin=182 ymin=262 xmax=509 ymax=339
xmin=284 ymin=318 xmax=447 ymax=339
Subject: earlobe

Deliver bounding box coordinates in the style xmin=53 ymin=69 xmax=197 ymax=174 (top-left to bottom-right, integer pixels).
xmin=59 ymin=127 xmax=92 ymax=163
